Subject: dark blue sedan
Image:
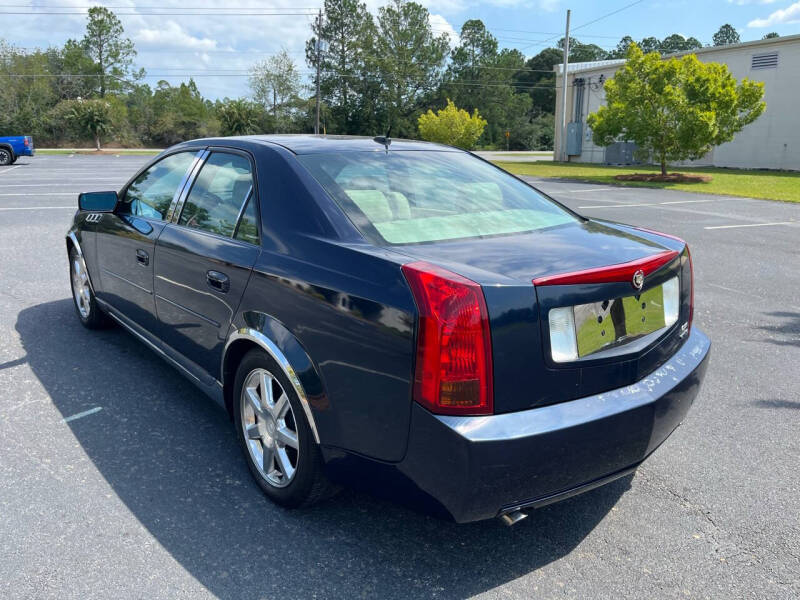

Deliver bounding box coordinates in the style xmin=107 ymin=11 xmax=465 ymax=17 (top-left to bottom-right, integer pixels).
xmin=66 ymin=135 xmax=710 ymax=524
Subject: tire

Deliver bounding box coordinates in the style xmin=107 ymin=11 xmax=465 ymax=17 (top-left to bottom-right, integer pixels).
xmin=0 ymin=148 xmax=11 ymax=166
xmin=69 ymin=246 xmax=108 ymax=329
xmin=233 ymin=348 xmax=334 ymax=508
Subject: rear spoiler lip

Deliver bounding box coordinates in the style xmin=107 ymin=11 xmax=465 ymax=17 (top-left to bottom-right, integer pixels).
xmin=532 ymin=250 xmax=680 ymax=287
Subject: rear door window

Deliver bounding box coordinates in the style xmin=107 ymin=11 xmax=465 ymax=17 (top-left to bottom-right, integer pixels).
xmin=178 ymin=152 xmax=254 ymax=238
xmin=120 ymin=151 xmax=197 ymax=220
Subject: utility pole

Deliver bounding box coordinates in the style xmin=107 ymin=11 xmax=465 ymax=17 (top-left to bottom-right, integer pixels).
xmin=315 ymin=9 xmax=322 ymax=136
xmin=560 ymin=8 xmax=571 ymax=162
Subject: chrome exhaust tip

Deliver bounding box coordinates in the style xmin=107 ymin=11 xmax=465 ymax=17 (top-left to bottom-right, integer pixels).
xmin=499 ymin=510 xmax=528 ymax=526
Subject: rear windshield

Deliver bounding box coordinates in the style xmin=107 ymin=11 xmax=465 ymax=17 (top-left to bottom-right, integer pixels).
xmin=297 ymin=150 xmax=577 ymax=245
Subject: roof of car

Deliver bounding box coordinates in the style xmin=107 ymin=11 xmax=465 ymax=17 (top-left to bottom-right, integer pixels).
xmin=246 ymin=134 xmax=461 ymax=155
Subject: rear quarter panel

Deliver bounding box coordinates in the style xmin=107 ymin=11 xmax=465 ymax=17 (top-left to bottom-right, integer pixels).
xmin=234 ymin=239 xmax=416 ymax=462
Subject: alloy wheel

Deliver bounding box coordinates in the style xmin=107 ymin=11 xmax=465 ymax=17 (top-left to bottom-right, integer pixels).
xmin=71 ymin=253 xmax=92 ymax=319
xmin=240 ymin=368 xmax=300 ymax=488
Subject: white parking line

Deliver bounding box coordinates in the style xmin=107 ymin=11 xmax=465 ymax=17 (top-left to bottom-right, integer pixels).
xmin=0 ymin=165 xmax=23 ymax=176
xmin=61 ymin=406 xmax=103 ymax=423
xmin=704 ymin=221 xmax=793 ymax=230
xmin=578 ymin=199 xmax=716 ymax=209
xmin=0 ymin=181 xmax=125 ymax=187
xmin=0 ymin=206 xmax=74 ymax=210
xmin=0 ymin=192 xmax=75 ymax=196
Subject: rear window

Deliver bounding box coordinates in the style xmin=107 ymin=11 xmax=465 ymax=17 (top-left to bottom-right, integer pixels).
xmin=297 ymin=151 xmax=576 ymax=245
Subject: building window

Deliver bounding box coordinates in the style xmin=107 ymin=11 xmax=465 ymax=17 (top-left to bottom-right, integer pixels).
xmin=751 ymin=52 xmax=778 ymax=69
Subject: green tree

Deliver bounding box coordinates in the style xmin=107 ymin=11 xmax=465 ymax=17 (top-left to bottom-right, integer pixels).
xmin=587 ymin=44 xmax=765 ymax=175
xmin=444 ymin=20 xmax=531 ymax=147
xmin=659 ymin=34 xmax=703 ymax=54
xmin=418 ymin=99 xmax=486 ymax=149
xmin=81 ymin=7 xmax=138 ymax=97
xmin=67 ymin=98 xmax=114 ymax=149
xmin=558 ymin=37 xmax=608 ymax=62
xmin=762 ymin=32 xmax=780 ymax=40
xmin=373 ymin=0 xmax=449 ymax=136
xmin=249 ymin=49 xmax=301 ymax=132
xmin=216 ymin=98 xmax=263 ymax=136
xmin=514 ymin=47 xmax=562 ymax=116
xmin=306 ymin=0 xmax=376 ymax=134
xmin=713 ymin=24 xmax=741 ymax=46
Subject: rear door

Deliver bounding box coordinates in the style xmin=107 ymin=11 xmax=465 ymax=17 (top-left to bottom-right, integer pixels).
xmin=153 ymin=149 xmax=261 ymax=380
xmin=95 ymin=150 xmax=202 ymax=333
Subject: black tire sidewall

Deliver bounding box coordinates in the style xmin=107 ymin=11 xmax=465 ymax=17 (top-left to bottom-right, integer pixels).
xmin=0 ymin=149 xmax=11 ymax=166
xmin=233 ymin=348 xmax=321 ymax=507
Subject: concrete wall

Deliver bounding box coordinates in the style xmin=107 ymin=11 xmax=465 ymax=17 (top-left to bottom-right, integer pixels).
xmin=554 ymin=36 xmax=800 ymax=171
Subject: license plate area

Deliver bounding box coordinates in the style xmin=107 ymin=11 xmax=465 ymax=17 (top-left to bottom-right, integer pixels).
xmin=574 ymin=278 xmax=678 ymax=358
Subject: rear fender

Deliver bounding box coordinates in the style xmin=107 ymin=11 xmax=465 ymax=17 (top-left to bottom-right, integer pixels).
xmin=221 ymin=310 xmax=325 ymax=444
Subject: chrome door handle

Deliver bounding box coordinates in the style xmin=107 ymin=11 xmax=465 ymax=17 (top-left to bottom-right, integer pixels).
xmin=206 ymin=270 xmax=230 ymax=293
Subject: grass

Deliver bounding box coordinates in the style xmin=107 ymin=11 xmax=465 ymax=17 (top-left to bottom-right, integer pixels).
xmin=36 ymin=148 xmax=161 ymax=155
xmin=493 ymin=161 xmax=800 ymax=203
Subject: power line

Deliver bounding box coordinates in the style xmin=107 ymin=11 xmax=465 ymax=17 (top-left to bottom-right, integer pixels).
xmin=0 ymin=10 xmax=318 ymax=15
xmin=571 ymin=0 xmax=648 ymax=33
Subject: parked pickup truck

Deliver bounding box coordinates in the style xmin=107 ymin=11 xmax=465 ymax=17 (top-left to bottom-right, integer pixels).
xmin=0 ymin=136 xmax=35 ymax=165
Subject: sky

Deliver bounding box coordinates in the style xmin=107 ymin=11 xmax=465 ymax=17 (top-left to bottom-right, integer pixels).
xmin=4 ymin=0 xmax=800 ymax=100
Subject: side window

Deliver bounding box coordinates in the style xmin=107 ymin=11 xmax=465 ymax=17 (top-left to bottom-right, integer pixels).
xmin=234 ymin=196 xmax=259 ymax=245
xmin=120 ymin=152 xmax=196 ymax=220
xmin=178 ymin=152 xmax=253 ymax=238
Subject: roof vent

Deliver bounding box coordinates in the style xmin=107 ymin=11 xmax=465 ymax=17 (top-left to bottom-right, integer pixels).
xmin=751 ymin=52 xmax=778 ymax=69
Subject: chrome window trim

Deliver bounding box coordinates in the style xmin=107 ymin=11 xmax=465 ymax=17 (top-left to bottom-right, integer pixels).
xmin=223 ymin=328 xmax=321 ymax=444
xmin=166 ymin=149 xmax=209 ymax=222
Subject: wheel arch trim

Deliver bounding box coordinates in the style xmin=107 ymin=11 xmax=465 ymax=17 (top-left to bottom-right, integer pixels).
xmin=223 ymin=327 xmax=321 ymax=444
xmin=66 ymin=230 xmax=97 ymax=294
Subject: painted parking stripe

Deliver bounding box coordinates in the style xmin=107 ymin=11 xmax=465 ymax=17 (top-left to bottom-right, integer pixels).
xmin=0 ymin=206 xmax=75 ymax=210
xmin=704 ymin=221 xmax=793 ymax=230
xmin=0 ymin=192 xmax=76 ymax=196
xmin=577 ymin=200 xmax=715 ymax=209
xmin=0 ymin=165 xmax=23 ymax=176
xmin=62 ymin=406 xmax=103 ymax=423
xmin=3 ymin=177 xmax=126 ymax=189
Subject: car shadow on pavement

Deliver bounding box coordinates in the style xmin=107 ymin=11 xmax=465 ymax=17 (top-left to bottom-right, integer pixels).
xmin=17 ymin=299 xmax=630 ymax=599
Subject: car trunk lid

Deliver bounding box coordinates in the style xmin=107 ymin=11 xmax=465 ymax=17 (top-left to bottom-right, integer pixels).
xmin=391 ymin=219 xmax=693 ymax=413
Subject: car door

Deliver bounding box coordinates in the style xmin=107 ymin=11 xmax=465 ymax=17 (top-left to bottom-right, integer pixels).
xmin=94 ymin=150 xmax=203 ymax=333
xmin=153 ymin=149 xmax=261 ymax=380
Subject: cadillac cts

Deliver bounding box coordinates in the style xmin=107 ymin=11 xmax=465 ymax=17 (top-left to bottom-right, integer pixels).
xmin=66 ymin=136 xmax=710 ymax=524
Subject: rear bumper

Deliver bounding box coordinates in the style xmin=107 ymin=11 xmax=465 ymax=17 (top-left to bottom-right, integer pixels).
xmin=398 ymin=327 xmax=710 ymax=523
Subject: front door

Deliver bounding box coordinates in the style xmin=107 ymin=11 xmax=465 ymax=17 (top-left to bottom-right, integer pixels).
xmin=154 ymin=150 xmax=261 ymax=379
xmin=95 ymin=150 xmax=202 ymax=333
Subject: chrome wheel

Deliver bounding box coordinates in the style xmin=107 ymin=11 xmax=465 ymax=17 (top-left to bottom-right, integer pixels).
xmin=71 ymin=252 xmax=92 ymax=319
xmin=240 ymin=368 xmax=300 ymax=488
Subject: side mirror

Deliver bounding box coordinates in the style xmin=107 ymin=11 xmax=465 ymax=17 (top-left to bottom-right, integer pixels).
xmin=79 ymin=190 xmax=119 ymax=212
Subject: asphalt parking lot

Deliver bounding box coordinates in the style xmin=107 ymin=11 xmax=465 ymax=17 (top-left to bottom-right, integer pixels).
xmin=1 ymin=154 xmax=798 ymax=599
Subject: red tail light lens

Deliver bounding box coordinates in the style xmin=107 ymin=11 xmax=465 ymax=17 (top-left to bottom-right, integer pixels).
xmin=23 ymin=138 xmax=29 ymax=146
xmin=402 ymin=261 xmax=493 ymax=416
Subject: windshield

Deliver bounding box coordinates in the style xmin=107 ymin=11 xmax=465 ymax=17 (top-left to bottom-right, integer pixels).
xmin=297 ymin=150 xmax=577 ymax=245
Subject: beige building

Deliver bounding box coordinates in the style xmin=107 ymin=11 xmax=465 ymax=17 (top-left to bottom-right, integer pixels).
xmin=553 ymin=34 xmax=800 ymax=171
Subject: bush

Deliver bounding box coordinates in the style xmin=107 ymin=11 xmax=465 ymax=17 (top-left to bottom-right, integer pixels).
xmin=418 ymin=99 xmax=487 ymax=149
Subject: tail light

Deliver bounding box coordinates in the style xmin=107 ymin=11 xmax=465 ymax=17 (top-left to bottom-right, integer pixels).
xmin=24 ymin=137 xmax=29 ymax=146
xmin=402 ymin=261 xmax=493 ymax=415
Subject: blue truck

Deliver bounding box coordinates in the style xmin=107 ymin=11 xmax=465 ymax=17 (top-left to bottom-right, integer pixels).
xmin=0 ymin=136 xmax=35 ymax=165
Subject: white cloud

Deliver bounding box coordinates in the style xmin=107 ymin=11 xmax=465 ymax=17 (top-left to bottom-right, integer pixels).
xmin=429 ymin=13 xmax=460 ymax=46
xmin=748 ymin=1 xmax=800 ymax=26
xmin=134 ymin=22 xmax=219 ymax=51
xmin=728 ymin=0 xmax=779 ymax=5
